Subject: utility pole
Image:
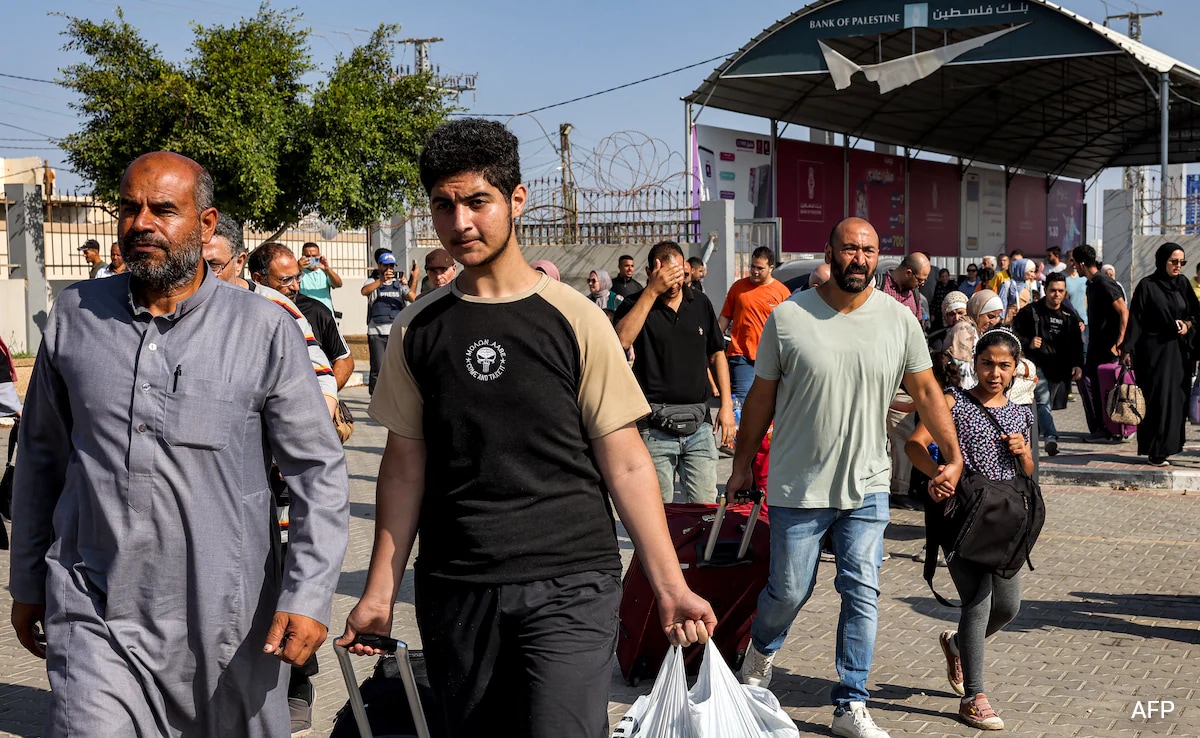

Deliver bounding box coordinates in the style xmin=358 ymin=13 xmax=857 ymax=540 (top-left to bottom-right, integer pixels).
xmin=560 ymin=123 xmax=577 ymax=244
xmin=396 ymin=36 xmax=477 ymax=96
xmin=398 ymin=37 xmax=444 ymax=73
xmin=1105 ymin=9 xmax=1163 ymax=229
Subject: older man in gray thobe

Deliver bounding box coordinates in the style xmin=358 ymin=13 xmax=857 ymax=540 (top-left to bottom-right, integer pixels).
xmin=8 ymin=152 xmax=349 ymax=737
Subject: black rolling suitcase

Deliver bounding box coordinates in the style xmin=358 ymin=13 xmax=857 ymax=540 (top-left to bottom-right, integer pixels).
xmin=331 ymin=635 xmax=441 ymax=738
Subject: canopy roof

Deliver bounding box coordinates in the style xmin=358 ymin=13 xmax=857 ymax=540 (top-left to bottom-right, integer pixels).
xmin=686 ymin=0 xmax=1200 ymax=180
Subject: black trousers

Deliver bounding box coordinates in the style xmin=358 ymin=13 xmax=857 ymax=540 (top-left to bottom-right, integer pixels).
xmin=415 ymin=570 xmax=621 ymax=738
xmin=368 ymin=333 xmax=390 ymax=394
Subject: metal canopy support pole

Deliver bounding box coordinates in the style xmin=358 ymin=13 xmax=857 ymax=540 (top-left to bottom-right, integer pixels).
xmin=770 ymin=119 xmax=778 ymax=220
xmin=1160 ymin=71 xmax=1170 ymax=234
xmin=685 ymin=101 xmax=696 ymax=242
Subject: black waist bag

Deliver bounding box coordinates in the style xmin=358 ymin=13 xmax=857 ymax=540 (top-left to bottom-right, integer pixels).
xmin=647 ymin=403 xmax=708 ymax=436
xmin=925 ymin=395 xmax=1046 ymax=606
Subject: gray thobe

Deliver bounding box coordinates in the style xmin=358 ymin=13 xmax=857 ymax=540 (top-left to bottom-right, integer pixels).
xmin=9 ymin=271 xmax=350 ymax=737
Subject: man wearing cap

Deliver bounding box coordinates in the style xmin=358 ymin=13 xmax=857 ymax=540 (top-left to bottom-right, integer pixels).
xmin=79 ymin=239 xmax=104 ymax=279
xmin=411 ymin=247 xmax=457 ymax=299
xmin=362 ymin=251 xmax=408 ymax=394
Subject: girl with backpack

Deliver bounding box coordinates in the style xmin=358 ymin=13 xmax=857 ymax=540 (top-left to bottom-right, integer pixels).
xmin=905 ymin=328 xmax=1034 ymax=731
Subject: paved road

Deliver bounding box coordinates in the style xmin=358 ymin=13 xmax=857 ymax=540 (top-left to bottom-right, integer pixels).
xmin=1 ymin=387 xmax=1197 ymax=737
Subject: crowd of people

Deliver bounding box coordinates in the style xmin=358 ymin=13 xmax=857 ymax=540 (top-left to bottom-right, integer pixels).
xmin=8 ymin=116 xmax=1195 ymax=738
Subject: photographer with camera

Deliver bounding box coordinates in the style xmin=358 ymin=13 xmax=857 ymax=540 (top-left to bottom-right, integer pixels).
xmin=299 ymin=241 xmax=343 ymax=313
xmin=361 ymin=249 xmax=407 ymax=395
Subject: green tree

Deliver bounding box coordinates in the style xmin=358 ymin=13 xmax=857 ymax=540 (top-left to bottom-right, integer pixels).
xmin=57 ymin=5 xmax=453 ymax=232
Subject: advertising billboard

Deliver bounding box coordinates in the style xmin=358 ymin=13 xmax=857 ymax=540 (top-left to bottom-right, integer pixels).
xmin=694 ymin=124 xmax=774 ymax=219
xmin=1047 ymin=178 xmax=1084 ymax=252
xmin=908 ymin=158 xmax=960 ymax=257
xmin=847 ymin=149 xmax=906 ymax=254
xmin=961 ymin=167 xmax=1006 ymax=256
xmin=1006 ymin=173 xmax=1047 ymax=254
xmin=775 ymin=138 xmax=846 ymax=252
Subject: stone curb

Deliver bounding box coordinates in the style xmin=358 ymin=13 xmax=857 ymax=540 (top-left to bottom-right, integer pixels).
xmin=1040 ymin=463 xmax=1200 ymax=490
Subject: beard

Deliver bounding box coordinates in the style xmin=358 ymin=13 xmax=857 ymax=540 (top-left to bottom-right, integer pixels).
xmin=831 ymin=259 xmax=874 ymax=293
xmin=121 ymin=225 xmax=203 ymax=293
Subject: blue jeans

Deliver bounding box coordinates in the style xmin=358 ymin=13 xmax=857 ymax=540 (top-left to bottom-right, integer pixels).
xmin=1034 ymin=371 xmax=1058 ymax=442
xmin=640 ymin=424 xmax=719 ymax=504
xmin=727 ymin=354 xmax=755 ymax=400
xmin=750 ymin=493 xmax=890 ymax=706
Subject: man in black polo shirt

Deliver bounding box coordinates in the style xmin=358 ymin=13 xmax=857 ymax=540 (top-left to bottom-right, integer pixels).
xmin=615 ymin=241 xmax=735 ymax=503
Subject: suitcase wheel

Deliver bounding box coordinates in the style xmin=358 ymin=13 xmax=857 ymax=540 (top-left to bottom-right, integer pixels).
xmin=626 ymin=657 xmax=649 ymax=688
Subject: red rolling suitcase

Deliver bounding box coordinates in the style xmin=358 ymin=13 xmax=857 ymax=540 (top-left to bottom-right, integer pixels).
xmin=616 ymin=490 xmax=769 ymax=686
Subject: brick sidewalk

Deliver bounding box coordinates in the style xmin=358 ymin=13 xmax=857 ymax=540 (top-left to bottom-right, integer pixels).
xmin=2 ymin=388 xmax=1197 ymax=737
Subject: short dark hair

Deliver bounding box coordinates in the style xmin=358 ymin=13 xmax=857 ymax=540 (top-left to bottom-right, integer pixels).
xmin=688 ymin=256 xmax=704 ymax=269
xmin=751 ymin=246 xmax=775 ymax=266
xmin=931 ymin=350 xmax=962 ymax=389
xmin=213 ymin=213 xmax=246 ymax=257
xmin=1009 ymin=249 xmax=1023 ymax=259
xmin=301 ymin=242 xmax=320 ymax=253
xmin=618 ymin=254 xmax=635 ymax=264
xmin=967 ymin=263 xmax=978 ymax=270
xmin=1047 ymin=246 xmax=1061 ymax=257
xmin=647 ymin=241 xmax=685 ymax=269
xmin=247 ymin=242 xmax=295 ymax=278
xmin=938 ymin=268 xmax=950 ymax=277
xmin=418 ymin=118 xmax=521 ymax=200
xmin=1045 ymin=271 xmax=1067 ymax=287
xmin=1072 ymin=244 xmax=1098 ymax=269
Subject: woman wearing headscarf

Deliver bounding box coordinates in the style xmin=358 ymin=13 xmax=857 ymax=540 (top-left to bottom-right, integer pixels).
xmin=1122 ymin=243 xmax=1200 ymax=466
xmin=946 ymin=290 xmax=1004 ymax=388
xmin=586 ymin=269 xmax=624 ymax=314
xmin=928 ymin=290 xmax=969 ymax=352
xmin=999 ymin=258 xmax=1040 ymax=323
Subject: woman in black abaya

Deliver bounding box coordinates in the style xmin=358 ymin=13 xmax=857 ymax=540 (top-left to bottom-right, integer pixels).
xmin=1122 ymin=243 xmax=1200 ymax=465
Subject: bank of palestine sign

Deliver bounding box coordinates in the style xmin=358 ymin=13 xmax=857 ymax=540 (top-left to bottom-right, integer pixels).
xmin=723 ymin=0 xmax=1118 ymax=90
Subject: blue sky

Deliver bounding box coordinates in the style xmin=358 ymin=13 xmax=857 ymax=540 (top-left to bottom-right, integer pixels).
xmin=2 ymin=0 xmax=1195 ymax=240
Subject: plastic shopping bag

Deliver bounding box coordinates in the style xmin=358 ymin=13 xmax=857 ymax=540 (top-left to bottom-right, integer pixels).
xmin=1190 ymin=375 xmax=1200 ymax=425
xmin=612 ymin=644 xmax=692 ymax=737
xmin=612 ymin=642 xmax=799 ymax=738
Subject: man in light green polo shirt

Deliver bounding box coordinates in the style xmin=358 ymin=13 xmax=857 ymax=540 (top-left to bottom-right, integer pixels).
xmin=727 ymin=217 xmax=964 ymax=738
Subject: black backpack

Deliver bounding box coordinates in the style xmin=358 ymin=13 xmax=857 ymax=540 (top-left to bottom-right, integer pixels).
xmin=924 ymin=392 xmax=1046 ymax=606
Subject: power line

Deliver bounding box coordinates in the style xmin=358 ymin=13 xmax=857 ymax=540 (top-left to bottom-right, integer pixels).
xmin=0 ymin=120 xmax=57 ymax=138
xmin=0 ymin=71 xmax=57 ymax=85
xmin=456 ymin=52 xmax=734 ymax=119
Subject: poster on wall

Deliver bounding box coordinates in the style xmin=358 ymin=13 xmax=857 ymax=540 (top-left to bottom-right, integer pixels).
xmin=775 ymin=138 xmax=845 ymax=252
xmin=694 ymin=124 xmax=773 ymax=218
xmin=847 ymin=150 xmax=905 ymax=254
xmin=1006 ymin=174 xmax=1047 ymax=254
xmin=961 ymin=167 xmax=1006 ymax=256
xmin=1047 ymin=178 xmax=1084 ymax=252
xmin=908 ymin=158 xmax=960 ymax=257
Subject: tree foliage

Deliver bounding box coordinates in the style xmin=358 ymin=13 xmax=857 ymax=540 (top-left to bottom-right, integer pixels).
xmin=57 ymin=5 xmax=453 ymax=230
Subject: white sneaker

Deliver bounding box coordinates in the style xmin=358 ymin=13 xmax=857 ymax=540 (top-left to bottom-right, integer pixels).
xmin=739 ymin=643 xmax=775 ymax=688
xmin=832 ymin=701 xmax=891 ymax=738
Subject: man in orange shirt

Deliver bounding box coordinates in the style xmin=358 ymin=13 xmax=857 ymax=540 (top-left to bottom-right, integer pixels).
xmin=720 ymin=246 xmax=792 ymax=400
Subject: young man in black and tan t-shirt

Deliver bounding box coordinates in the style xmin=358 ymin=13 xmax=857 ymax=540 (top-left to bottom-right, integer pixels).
xmin=338 ymin=118 xmax=716 ymax=738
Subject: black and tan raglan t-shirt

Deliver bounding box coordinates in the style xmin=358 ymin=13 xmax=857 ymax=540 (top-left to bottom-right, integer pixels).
xmin=368 ymin=273 xmax=650 ymax=585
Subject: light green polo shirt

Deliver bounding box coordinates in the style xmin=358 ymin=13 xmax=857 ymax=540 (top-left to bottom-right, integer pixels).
xmin=755 ymin=287 xmax=931 ymax=510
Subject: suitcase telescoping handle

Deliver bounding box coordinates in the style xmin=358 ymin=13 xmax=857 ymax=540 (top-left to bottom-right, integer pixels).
xmin=334 ymin=634 xmax=432 ymax=738
xmin=702 ymin=488 xmax=764 ymax=564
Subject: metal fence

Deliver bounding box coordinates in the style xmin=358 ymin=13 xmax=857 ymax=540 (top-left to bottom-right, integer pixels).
xmin=409 ymin=175 xmax=699 ymax=248
xmin=0 ymin=197 xmax=375 ymax=283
